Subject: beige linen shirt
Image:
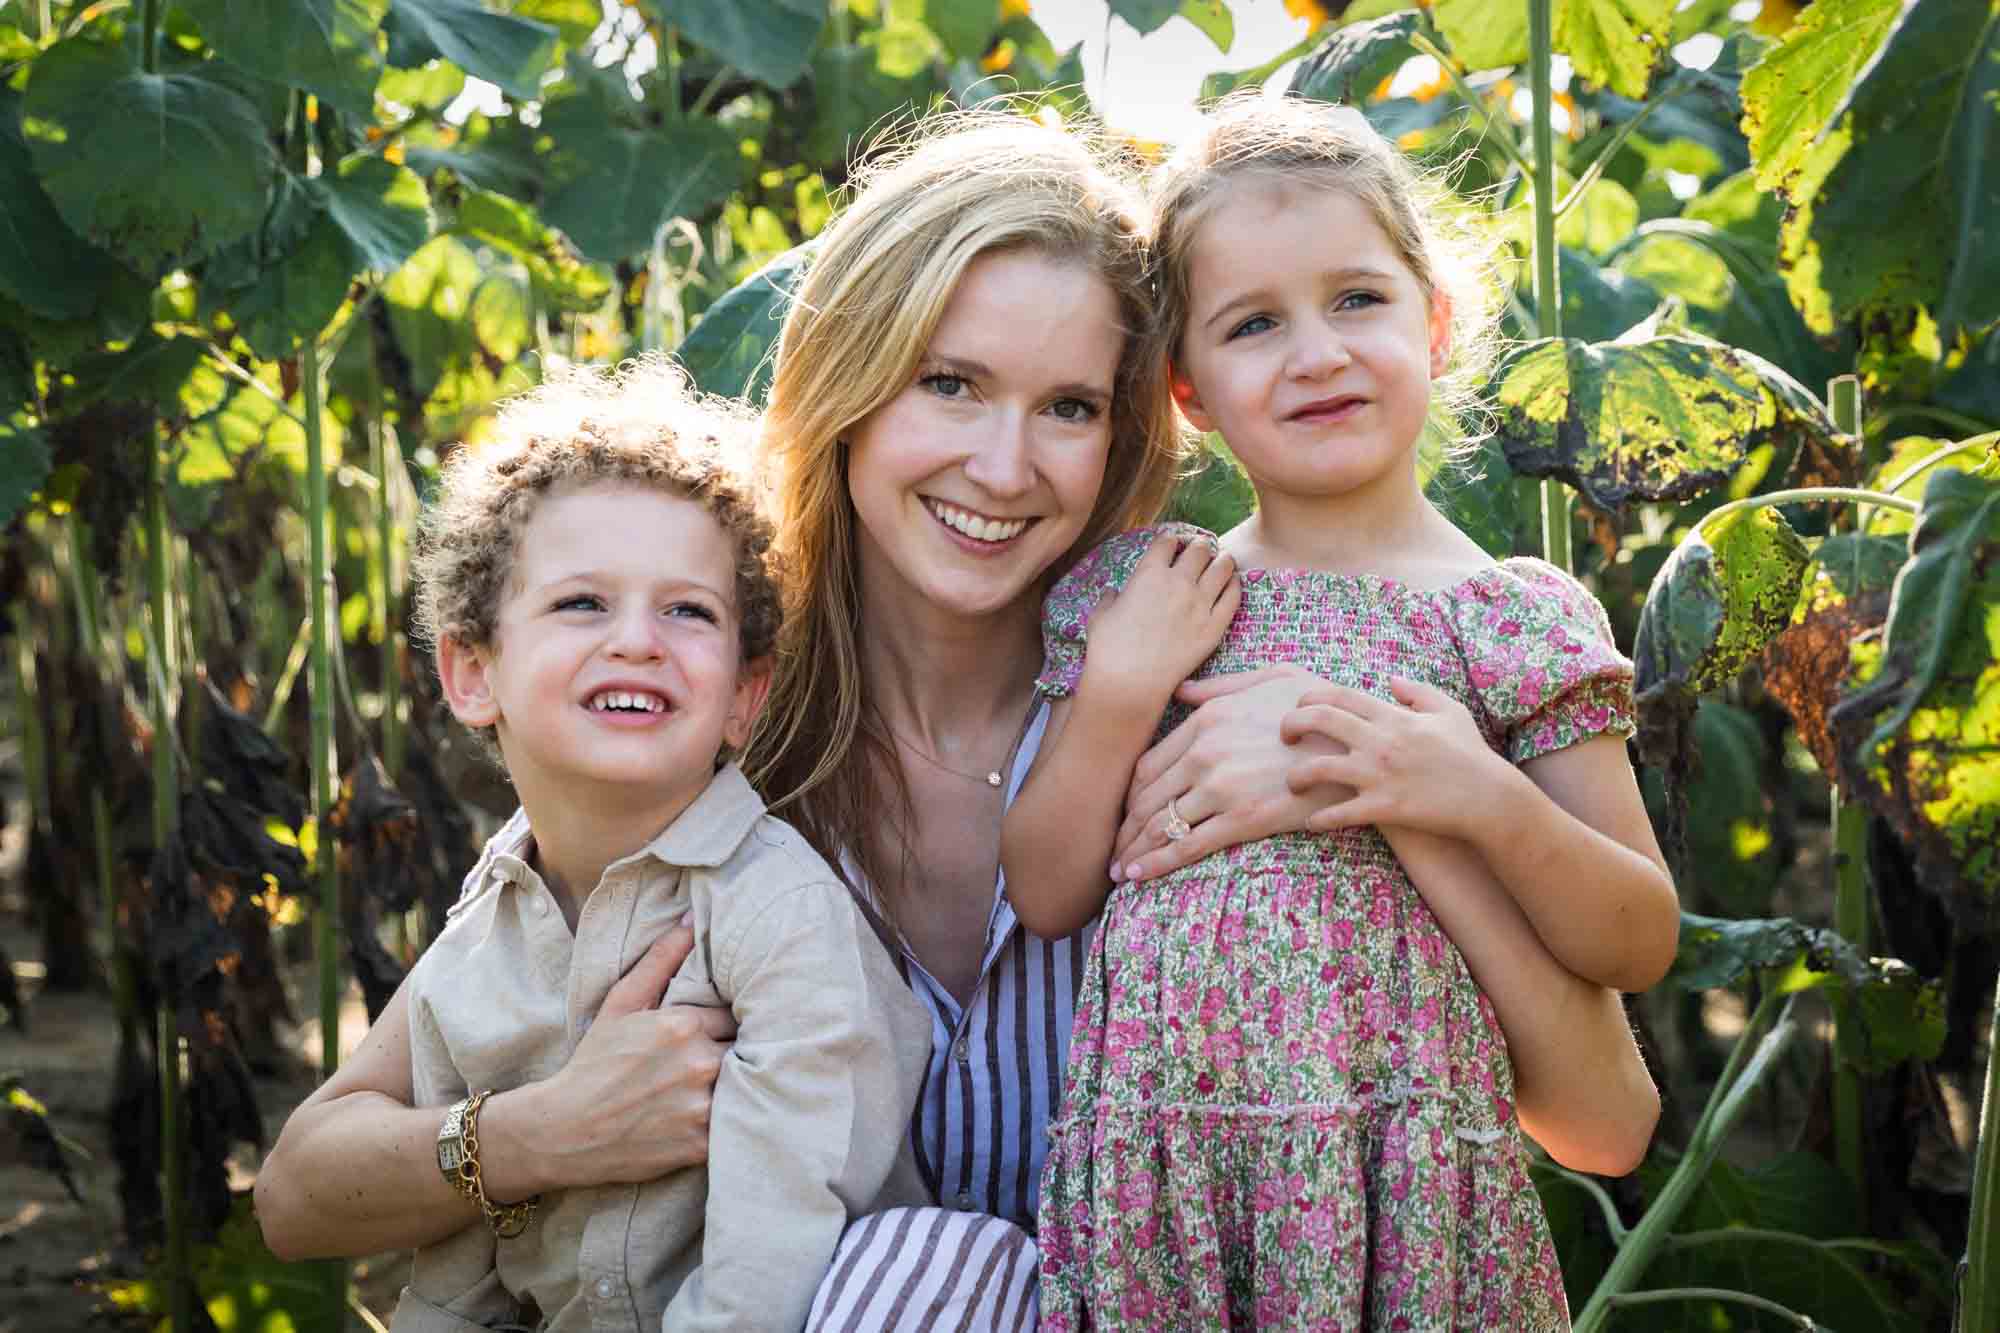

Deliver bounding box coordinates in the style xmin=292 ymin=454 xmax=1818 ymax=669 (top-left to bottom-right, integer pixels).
xmin=390 ymin=764 xmax=934 ymax=1333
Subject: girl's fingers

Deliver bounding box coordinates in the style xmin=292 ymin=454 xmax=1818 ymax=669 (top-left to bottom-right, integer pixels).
xmin=1280 ymin=704 xmax=1364 ymax=748
xmin=1306 ymin=800 xmax=1373 ymax=832
xmin=1287 ymin=754 xmax=1357 ymax=794
xmin=1296 ymin=683 xmax=1391 ymax=720
xmin=1387 ymin=675 xmax=1451 ymax=711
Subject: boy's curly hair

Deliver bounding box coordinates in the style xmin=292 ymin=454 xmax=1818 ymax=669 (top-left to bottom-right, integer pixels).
xmin=411 ymin=357 xmax=780 ymax=674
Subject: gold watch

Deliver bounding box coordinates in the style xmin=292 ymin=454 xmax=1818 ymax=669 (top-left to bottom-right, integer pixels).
xmin=436 ymin=1096 xmax=478 ymax=1199
xmin=436 ymin=1089 xmax=539 ymax=1237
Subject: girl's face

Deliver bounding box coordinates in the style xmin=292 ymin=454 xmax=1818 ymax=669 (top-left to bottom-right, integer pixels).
xmin=1172 ymin=178 xmax=1448 ymax=512
xmin=846 ymin=247 xmax=1123 ymax=623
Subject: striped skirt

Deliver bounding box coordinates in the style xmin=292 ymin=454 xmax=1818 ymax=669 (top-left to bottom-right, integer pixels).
xmin=806 ymin=1207 xmax=1041 ymax=1332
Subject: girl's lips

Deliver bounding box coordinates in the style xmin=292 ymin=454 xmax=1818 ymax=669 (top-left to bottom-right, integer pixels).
xmin=1289 ymin=395 xmax=1366 ymax=422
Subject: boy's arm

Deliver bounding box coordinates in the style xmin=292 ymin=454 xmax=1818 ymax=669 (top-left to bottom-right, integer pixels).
xmin=662 ymin=881 xmax=931 ymax=1332
xmin=1384 ymin=827 xmax=1659 ymax=1176
xmin=1003 ymin=535 xmax=1238 ymax=939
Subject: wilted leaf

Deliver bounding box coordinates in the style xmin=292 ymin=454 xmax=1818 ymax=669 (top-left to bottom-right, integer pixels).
xmin=1291 ymin=11 xmax=1420 ymax=105
xmin=542 ymin=113 xmax=742 ymax=264
xmin=677 ymin=241 xmax=814 ymax=404
xmin=1432 ymin=0 xmax=1676 ymax=99
xmin=1492 ymin=332 xmax=1839 ymax=512
xmin=1739 ymin=0 xmax=1903 ymax=193
xmin=22 ymin=38 xmax=276 ymax=272
xmin=1763 ymin=533 xmax=1900 ymax=779
xmin=178 ymin=0 xmax=390 ymax=120
xmin=1833 ymin=458 xmax=2000 ymax=923
xmin=1778 ymin=0 xmax=2000 ymax=341
xmin=384 ymin=0 xmax=558 ymax=101
xmin=653 ymin=0 xmax=826 ymax=90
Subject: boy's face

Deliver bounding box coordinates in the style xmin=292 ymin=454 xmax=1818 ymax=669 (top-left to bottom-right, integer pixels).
xmin=439 ymin=481 xmax=769 ymax=819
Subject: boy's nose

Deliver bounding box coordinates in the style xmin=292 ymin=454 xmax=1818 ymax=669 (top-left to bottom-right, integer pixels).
xmin=605 ymin=609 xmax=666 ymax=660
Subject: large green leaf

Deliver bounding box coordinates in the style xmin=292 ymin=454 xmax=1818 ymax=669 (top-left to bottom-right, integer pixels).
xmin=21 ymin=38 xmax=276 ymax=272
xmin=452 ymin=187 xmax=611 ymax=313
xmin=1739 ymin=0 xmax=1903 ymax=193
xmin=384 ymin=0 xmax=557 ymax=101
xmin=1291 ymin=10 xmax=1420 ymax=105
xmin=381 ymin=234 xmax=482 ymax=400
xmin=650 ymin=0 xmax=825 ymax=91
xmin=178 ymin=0 xmax=390 ymax=120
xmin=1669 ymin=911 xmax=1943 ymax=1073
xmin=1424 ymin=436 xmax=1525 ymax=559
xmin=208 ymin=210 xmax=357 ymax=360
xmin=1833 ymin=453 xmax=2000 ymax=920
xmin=1106 ymin=0 xmax=1178 ymax=35
xmin=928 ymin=0 xmax=999 ymax=61
xmin=1859 ymin=433 xmax=1995 ymax=538
xmin=1554 ymin=245 xmax=1662 ymax=343
xmin=0 ymin=91 xmax=125 ymax=321
xmin=807 ymin=42 xmax=937 ymax=166
xmin=1635 ymin=503 xmax=1811 ymax=707
xmin=542 ymin=113 xmax=741 ymax=263
xmin=1490 ymin=332 xmax=1839 ymax=511
xmin=1431 ymin=0 xmax=1676 ymax=99
xmin=1779 ymin=0 xmax=2000 ymax=340
xmin=321 ymin=155 xmax=433 ymax=274
xmin=676 ymin=241 xmax=813 ymax=404
xmin=202 ymin=170 xmax=322 ymax=293
xmin=65 ymin=333 xmax=210 ymax=413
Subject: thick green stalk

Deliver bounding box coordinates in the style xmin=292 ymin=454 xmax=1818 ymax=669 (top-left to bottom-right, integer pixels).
xmin=1526 ymin=0 xmax=1570 ymax=573
xmin=1574 ymin=992 xmax=1799 ymax=1332
xmin=371 ymin=407 xmax=403 ymax=778
xmin=1827 ymin=375 xmax=1869 ymax=1210
xmin=1961 ymin=975 xmax=2000 ymax=1332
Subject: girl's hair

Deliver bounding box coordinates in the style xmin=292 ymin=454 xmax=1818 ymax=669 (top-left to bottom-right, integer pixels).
xmin=1149 ymin=92 xmax=1503 ymax=432
xmin=744 ymin=107 xmax=1185 ymax=928
xmin=412 ymin=357 xmax=779 ymax=753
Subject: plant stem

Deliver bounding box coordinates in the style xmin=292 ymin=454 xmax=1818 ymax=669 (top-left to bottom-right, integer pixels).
xmin=1553 ymin=81 xmax=1686 ymax=220
xmin=139 ymin=0 xmax=160 ymax=72
xmin=1526 ymin=0 xmax=1570 ymax=573
xmin=302 ymin=332 xmax=350 ymax=1321
xmin=1694 ymin=487 xmax=1918 ymax=542
xmin=1574 ymin=992 xmax=1799 ymax=1332
xmin=371 ymin=402 xmax=403 ymax=778
xmin=1606 ymin=1287 xmax=1820 ymax=1326
xmin=1960 ymin=972 xmax=2000 ymax=1331
xmin=1827 ymin=374 xmax=1869 ymax=1212
xmin=688 ymin=63 xmax=737 ymax=117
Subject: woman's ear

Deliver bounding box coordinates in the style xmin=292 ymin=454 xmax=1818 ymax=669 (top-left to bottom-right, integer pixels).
xmin=1169 ymin=364 xmax=1215 ymax=433
xmin=436 ymin=632 xmax=500 ymax=728
xmin=1428 ymin=290 xmax=1453 ymax=379
xmin=724 ymin=655 xmax=775 ymax=752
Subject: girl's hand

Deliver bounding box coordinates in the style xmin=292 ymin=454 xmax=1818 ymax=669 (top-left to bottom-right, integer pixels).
xmin=1080 ymin=532 xmax=1238 ymax=712
xmin=1109 ymin=665 xmax=1354 ymax=882
xmin=1281 ymin=676 xmax=1509 ymax=838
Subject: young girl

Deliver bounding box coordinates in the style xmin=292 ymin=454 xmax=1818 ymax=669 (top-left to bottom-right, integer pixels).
xmin=1003 ymin=98 xmax=1679 ymax=1329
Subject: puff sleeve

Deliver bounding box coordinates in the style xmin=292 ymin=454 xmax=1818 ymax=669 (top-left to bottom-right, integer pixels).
xmin=1036 ymin=523 xmax=1218 ymax=700
xmin=1457 ymin=558 xmax=1637 ymax=765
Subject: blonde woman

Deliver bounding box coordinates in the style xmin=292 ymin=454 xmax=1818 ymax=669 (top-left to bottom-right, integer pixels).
xmin=257 ymin=109 xmax=1657 ymax=1330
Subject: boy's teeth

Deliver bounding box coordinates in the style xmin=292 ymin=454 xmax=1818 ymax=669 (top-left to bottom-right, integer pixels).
xmin=592 ymin=691 xmax=664 ymax=712
xmin=929 ymin=501 xmax=1028 ymax=542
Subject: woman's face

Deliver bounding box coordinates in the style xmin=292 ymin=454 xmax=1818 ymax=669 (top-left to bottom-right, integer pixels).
xmin=846 ymin=247 xmax=1124 ymax=623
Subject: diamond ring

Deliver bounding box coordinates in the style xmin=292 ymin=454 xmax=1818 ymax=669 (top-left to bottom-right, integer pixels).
xmin=1163 ymin=796 xmax=1192 ymax=842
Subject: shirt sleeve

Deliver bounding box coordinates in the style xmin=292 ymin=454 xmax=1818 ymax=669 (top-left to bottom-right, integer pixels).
xmin=1463 ymin=559 xmax=1637 ymax=765
xmin=1036 ymin=523 xmax=1218 ymax=700
xmin=660 ymin=880 xmax=933 ymax=1332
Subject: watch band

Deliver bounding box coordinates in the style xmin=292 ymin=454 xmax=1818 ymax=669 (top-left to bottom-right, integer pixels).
xmin=436 ymin=1089 xmax=540 ymax=1237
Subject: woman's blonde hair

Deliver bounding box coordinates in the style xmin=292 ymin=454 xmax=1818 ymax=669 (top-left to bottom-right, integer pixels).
xmin=744 ymin=107 xmax=1185 ymax=924
xmin=1149 ymin=93 xmax=1503 ymax=432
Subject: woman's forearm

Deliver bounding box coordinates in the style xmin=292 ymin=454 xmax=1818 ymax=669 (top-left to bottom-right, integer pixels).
xmin=1387 ymin=828 xmax=1659 ymax=1175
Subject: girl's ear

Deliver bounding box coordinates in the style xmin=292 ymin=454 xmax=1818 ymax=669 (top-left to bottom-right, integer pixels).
xmin=1169 ymin=364 xmax=1216 ymax=433
xmin=724 ymin=655 xmax=775 ymax=752
xmin=1428 ymin=290 xmax=1453 ymax=379
xmin=436 ymin=632 xmax=500 ymax=728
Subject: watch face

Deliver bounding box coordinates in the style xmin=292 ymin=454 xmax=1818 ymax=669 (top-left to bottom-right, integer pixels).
xmin=439 ymin=1139 xmax=468 ymax=1173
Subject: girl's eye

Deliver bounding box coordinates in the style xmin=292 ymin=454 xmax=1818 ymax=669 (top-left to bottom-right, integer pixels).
xmin=1335 ymin=290 xmax=1385 ymax=312
xmin=1227 ymin=314 xmax=1275 ymax=340
xmin=668 ymin=602 xmax=720 ymax=624
xmin=554 ymin=594 xmax=603 ymax=612
xmin=1048 ymin=397 xmax=1101 ymax=424
xmin=920 ymin=371 xmax=970 ymax=400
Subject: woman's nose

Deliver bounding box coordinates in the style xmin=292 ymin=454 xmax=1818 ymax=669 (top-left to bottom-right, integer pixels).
xmin=961 ymin=413 xmax=1035 ymax=499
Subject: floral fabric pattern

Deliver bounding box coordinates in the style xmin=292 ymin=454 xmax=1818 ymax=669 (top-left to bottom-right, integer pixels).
xmin=1035 ymin=525 xmax=1634 ymax=1331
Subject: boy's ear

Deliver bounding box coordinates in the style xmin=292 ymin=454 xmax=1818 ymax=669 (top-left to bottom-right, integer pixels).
xmin=1169 ymin=363 xmax=1215 ymax=434
xmin=724 ymin=654 xmax=775 ymax=752
xmin=1428 ymin=290 xmax=1453 ymax=379
xmin=436 ymin=632 xmax=501 ymax=728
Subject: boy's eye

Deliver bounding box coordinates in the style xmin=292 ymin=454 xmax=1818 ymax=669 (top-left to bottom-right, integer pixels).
xmin=1227 ymin=314 xmax=1275 ymax=340
xmin=1048 ymin=397 xmax=1101 ymax=424
xmin=554 ymin=594 xmax=604 ymax=612
xmin=920 ymin=371 xmax=970 ymax=399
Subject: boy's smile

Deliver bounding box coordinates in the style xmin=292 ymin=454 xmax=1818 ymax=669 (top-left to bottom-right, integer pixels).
xmin=440 ymin=481 xmax=767 ymax=829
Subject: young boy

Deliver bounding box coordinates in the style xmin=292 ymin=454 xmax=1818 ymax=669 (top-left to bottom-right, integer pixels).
xmin=393 ymin=359 xmax=932 ymax=1331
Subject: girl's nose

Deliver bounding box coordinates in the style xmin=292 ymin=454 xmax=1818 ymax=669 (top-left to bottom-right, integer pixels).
xmin=1287 ymin=319 xmax=1351 ymax=380
xmin=961 ymin=413 xmax=1035 ymax=499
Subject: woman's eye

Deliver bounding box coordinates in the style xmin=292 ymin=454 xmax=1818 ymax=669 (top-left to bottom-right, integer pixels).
xmin=920 ymin=372 xmax=969 ymax=399
xmin=1048 ymin=397 xmax=1101 ymax=423
xmin=1228 ymin=314 xmax=1275 ymax=340
xmin=554 ymin=594 xmax=603 ymax=612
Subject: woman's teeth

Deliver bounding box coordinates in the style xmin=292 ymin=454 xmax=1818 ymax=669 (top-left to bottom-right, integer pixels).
xmin=927 ymin=500 xmax=1028 ymax=543
xmin=589 ymin=691 xmax=665 ymax=713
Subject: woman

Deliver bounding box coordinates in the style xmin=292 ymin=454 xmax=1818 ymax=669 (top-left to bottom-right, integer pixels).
xmin=255 ymin=109 xmax=1658 ymax=1329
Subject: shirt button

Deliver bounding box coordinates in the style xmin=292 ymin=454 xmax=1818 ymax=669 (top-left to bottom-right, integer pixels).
xmin=594 ymin=1277 xmax=617 ymax=1300
xmin=529 ymin=894 xmax=548 ymax=917
xmin=955 ymin=1190 xmax=973 ymax=1211
xmin=953 ymin=1036 xmax=969 ymax=1063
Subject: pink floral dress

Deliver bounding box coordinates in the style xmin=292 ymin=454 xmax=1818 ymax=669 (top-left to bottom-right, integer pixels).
xmin=1033 ymin=525 xmax=1635 ymax=1332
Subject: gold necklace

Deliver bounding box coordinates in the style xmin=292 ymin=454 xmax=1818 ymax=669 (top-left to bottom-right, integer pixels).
xmin=888 ymin=728 xmax=1005 ymax=788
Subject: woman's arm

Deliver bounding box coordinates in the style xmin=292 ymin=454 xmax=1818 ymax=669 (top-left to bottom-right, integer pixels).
xmin=1386 ymin=828 xmax=1659 ymax=1174
xmin=255 ymin=925 xmax=735 ymax=1259
xmin=1002 ymin=536 xmax=1237 ymax=938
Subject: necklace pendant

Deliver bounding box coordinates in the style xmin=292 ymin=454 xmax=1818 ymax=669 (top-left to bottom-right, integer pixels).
xmin=987 ymin=771 xmax=1003 ymax=788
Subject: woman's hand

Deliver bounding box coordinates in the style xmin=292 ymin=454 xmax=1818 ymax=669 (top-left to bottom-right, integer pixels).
xmin=1280 ymin=676 xmax=1507 ymax=839
xmin=484 ymin=924 xmax=738 ymax=1196
xmin=1109 ymin=665 xmax=1354 ymax=882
